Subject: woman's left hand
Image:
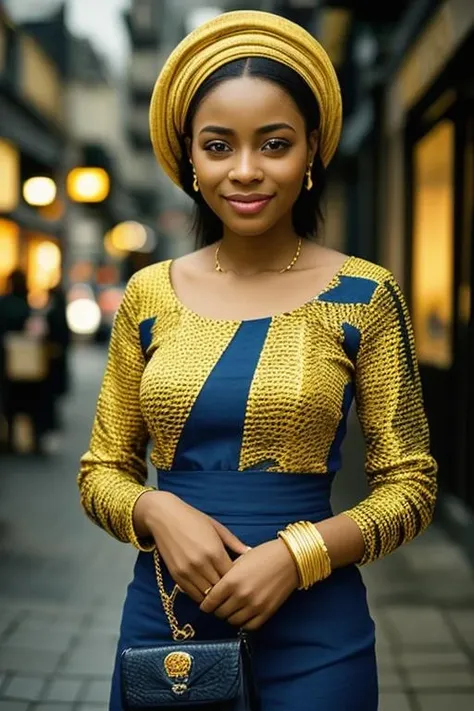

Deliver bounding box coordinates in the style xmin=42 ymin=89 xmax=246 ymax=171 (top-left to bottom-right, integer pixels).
xmin=199 ymin=538 xmax=299 ymax=630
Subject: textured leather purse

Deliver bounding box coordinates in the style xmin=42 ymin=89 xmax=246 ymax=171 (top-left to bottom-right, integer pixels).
xmin=120 ymin=551 xmax=260 ymax=710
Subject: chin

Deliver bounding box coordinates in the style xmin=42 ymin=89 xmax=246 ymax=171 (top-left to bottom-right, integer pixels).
xmin=226 ymin=223 xmax=275 ymax=238
xmin=220 ymin=214 xmax=280 ymax=238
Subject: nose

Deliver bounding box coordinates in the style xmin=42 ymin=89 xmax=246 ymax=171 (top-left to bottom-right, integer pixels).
xmin=228 ymin=150 xmax=263 ymax=185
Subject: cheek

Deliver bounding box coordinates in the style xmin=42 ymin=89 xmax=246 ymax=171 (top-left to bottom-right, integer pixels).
xmin=269 ymin=153 xmax=306 ymax=186
xmin=271 ymin=160 xmax=305 ymax=202
xmin=195 ymin=158 xmax=227 ymax=188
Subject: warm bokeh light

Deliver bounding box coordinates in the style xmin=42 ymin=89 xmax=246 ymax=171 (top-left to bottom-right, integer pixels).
xmin=0 ymin=139 xmax=20 ymax=212
xmin=39 ymin=197 xmax=65 ymax=220
xmin=104 ymin=229 xmax=127 ymax=259
xmin=69 ymin=261 xmax=94 ymax=283
xmin=111 ymin=221 xmax=147 ymax=252
xmin=66 ymin=298 xmax=102 ymax=335
xmin=67 ymin=283 xmax=95 ymax=303
xmin=67 ymin=167 xmax=110 ymax=203
xmin=37 ymin=241 xmax=61 ymax=272
xmin=96 ymin=264 xmax=120 ymax=285
xmin=98 ymin=286 xmax=125 ymax=324
xmin=0 ymin=219 xmax=20 ymax=293
xmin=27 ymin=237 xmax=61 ymax=294
xmin=28 ymin=290 xmax=50 ymax=310
xmin=23 ymin=176 xmax=57 ymax=207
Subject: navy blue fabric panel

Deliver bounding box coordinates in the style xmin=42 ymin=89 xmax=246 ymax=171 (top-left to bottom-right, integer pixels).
xmin=157 ymin=468 xmax=335 ymax=521
xmin=138 ymin=317 xmax=156 ymax=357
xmin=172 ymin=318 xmax=271 ymax=472
xmin=384 ymin=280 xmax=416 ymax=382
xmin=327 ymin=382 xmax=354 ymax=472
xmin=341 ymin=323 xmax=361 ymax=364
xmin=319 ymin=276 xmax=377 ymax=305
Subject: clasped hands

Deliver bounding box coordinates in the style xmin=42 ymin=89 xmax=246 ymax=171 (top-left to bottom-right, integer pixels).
xmin=143 ymin=491 xmax=300 ymax=632
xmin=199 ymin=537 xmax=299 ymax=630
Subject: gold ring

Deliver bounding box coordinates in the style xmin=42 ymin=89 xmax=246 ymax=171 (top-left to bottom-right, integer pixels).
xmin=203 ymin=586 xmax=213 ymax=596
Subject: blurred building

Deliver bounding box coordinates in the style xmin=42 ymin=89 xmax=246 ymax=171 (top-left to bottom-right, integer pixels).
xmin=18 ymin=4 xmax=144 ymax=281
xmin=0 ymin=4 xmax=65 ymax=303
xmin=123 ymin=0 xmax=164 ymax=256
xmin=1 ymin=1 xmax=167 ymax=337
xmin=123 ymin=0 xmax=197 ymax=260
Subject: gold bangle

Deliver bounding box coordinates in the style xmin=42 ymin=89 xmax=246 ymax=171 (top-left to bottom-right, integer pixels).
xmin=278 ymin=529 xmax=305 ymax=588
xmin=287 ymin=523 xmax=314 ymax=588
xmin=300 ymin=522 xmax=332 ymax=581
xmin=278 ymin=521 xmax=332 ymax=590
xmin=304 ymin=522 xmax=331 ymax=581
xmin=279 ymin=524 xmax=313 ymax=589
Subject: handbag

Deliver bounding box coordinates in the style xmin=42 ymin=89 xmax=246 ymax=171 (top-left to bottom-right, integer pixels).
xmin=120 ymin=550 xmax=260 ymax=710
xmin=4 ymin=332 xmax=48 ymax=382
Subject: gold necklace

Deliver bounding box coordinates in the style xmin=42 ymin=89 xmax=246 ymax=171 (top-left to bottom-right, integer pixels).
xmin=215 ymin=237 xmax=303 ymax=274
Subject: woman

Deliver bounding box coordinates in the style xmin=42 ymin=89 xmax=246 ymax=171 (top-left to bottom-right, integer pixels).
xmin=78 ymin=11 xmax=437 ymax=710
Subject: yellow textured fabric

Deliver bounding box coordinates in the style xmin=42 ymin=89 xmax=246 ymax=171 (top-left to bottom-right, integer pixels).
xmin=149 ymin=10 xmax=342 ymax=186
xmin=78 ymin=258 xmax=437 ymax=561
xmin=78 ymin=274 xmax=155 ymax=552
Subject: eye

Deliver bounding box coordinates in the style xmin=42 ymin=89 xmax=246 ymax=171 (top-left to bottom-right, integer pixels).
xmin=204 ymin=141 xmax=231 ymax=153
xmin=262 ymin=138 xmax=291 ymax=152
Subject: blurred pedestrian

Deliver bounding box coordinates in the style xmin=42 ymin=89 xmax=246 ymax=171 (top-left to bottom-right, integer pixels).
xmin=0 ymin=269 xmax=32 ymax=451
xmin=40 ymin=286 xmax=71 ymax=448
xmin=78 ymin=11 xmax=438 ymax=711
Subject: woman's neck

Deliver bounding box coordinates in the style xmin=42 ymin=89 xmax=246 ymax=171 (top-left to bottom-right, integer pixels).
xmin=218 ymin=222 xmax=301 ymax=276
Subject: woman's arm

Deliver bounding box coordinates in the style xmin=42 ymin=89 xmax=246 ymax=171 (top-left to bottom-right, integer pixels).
xmin=78 ymin=273 xmax=155 ymax=551
xmin=323 ymin=271 xmax=438 ymax=566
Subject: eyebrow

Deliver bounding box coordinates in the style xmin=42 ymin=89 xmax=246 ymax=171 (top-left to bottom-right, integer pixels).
xmin=199 ymin=122 xmax=296 ymax=136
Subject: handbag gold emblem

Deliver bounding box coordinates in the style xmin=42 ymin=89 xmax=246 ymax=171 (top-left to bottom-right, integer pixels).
xmin=164 ymin=651 xmax=193 ymax=695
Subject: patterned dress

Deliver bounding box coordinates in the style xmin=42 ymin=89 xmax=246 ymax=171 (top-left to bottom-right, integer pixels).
xmin=78 ymin=256 xmax=437 ymax=711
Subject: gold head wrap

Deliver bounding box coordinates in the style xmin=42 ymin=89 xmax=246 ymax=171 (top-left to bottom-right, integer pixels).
xmin=149 ymin=10 xmax=342 ymax=188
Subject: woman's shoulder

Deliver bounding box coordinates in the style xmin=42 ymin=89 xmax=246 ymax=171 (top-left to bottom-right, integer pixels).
xmin=337 ymin=255 xmax=411 ymax=339
xmin=128 ymin=260 xmax=171 ymax=290
xmin=309 ymin=247 xmax=399 ymax=309
xmin=340 ymin=254 xmax=396 ymax=291
xmin=122 ymin=260 xmax=173 ymax=323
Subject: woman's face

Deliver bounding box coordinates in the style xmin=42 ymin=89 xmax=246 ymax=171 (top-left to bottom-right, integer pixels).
xmin=189 ymin=76 xmax=317 ymax=239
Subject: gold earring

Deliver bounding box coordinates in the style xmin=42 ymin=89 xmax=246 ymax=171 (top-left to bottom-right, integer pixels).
xmin=192 ymin=165 xmax=199 ymax=192
xmin=305 ymin=165 xmax=313 ymax=191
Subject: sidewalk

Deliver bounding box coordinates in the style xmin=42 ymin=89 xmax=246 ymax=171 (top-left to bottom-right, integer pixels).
xmin=0 ymin=344 xmax=473 ymax=711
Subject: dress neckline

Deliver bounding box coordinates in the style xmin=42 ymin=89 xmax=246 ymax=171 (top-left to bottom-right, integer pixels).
xmin=165 ymin=255 xmax=354 ymax=325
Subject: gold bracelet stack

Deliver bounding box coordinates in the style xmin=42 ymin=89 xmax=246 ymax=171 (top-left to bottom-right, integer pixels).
xmin=278 ymin=521 xmax=332 ymax=590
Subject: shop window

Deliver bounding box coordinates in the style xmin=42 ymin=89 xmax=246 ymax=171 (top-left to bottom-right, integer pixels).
xmin=0 ymin=219 xmax=20 ymax=293
xmin=0 ymin=138 xmax=19 ymax=212
xmin=412 ymin=119 xmax=454 ymax=368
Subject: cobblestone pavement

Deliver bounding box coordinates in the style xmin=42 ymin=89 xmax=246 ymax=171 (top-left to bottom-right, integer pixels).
xmin=0 ymin=344 xmax=473 ymax=711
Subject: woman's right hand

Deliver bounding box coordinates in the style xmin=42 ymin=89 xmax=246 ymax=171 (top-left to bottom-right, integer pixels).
xmin=133 ymin=491 xmax=249 ymax=603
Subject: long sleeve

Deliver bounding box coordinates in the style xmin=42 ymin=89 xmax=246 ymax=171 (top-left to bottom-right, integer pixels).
xmin=78 ymin=273 xmax=155 ymax=551
xmin=343 ymin=272 xmax=438 ymax=564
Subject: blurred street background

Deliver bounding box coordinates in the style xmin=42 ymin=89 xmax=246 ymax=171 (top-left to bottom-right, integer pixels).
xmin=0 ymin=1 xmax=473 ymax=710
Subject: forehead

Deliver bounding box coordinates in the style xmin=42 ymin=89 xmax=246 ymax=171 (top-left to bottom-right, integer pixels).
xmin=192 ymin=76 xmax=304 ymax=129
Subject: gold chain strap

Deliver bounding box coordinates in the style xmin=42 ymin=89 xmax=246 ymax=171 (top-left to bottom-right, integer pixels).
xmin=153 ymin=550 xmax=196 ymax=641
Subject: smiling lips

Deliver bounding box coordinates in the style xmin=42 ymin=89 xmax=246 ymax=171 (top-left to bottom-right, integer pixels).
xmin=224 ymin=193 xmax=275 ymax=215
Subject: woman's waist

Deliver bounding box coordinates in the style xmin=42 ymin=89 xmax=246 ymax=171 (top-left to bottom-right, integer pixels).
xmin=156 ymin=468 xmax=334 ymax=523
